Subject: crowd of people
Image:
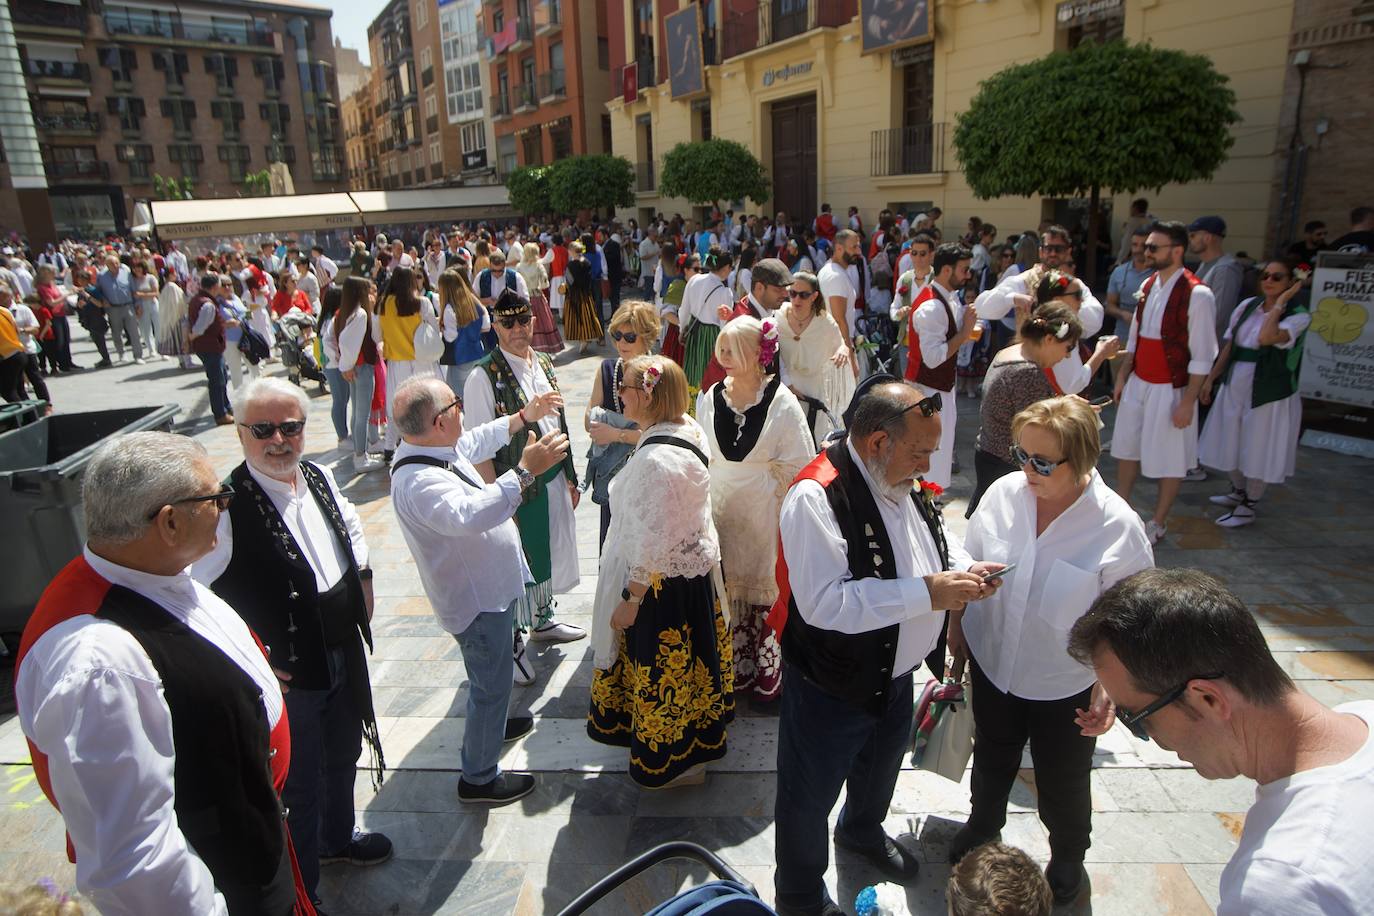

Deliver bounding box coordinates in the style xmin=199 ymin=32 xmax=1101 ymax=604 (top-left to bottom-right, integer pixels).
xmin=11 ymin=200 xmax=1374 ymax=916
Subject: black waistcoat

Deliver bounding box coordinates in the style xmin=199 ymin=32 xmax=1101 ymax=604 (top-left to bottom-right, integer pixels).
xmin=97 ymin=586 xmax=296 ymax=916
xmin=212 ymin=461 xmax=373 ymax=691
xmin=780 ymin=440 xmax=951 ymax=716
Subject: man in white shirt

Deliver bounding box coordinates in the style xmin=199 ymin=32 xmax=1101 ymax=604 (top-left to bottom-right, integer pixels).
xmin=422 ymin=237 xmax=449 ymax=290
xmin=907 ymin=243 xmax=977 ymax=490
xmin=193 ymin=378 xmax=389 ymax=910
xmin=390 ymin=375 xmax=569 ymax=804
xmin=311 ymin=245 xmax=338 ymax=291
xmin=818 ymin=230 xmax=861 ymax=362
xmin=773 ymin=380 xmax=997 ymax=916
xmin=1070 ymin=568 xmax=1374 ymax=916
xmin=474 ymin=248 xmax=529 ymax=305
xmin=16 ymin=431 xmax=308 ymax=915
xmin=638 ymin=228 xmax=661 ymax=296
xmin=891 ymin=233 xmax=935 ymax=376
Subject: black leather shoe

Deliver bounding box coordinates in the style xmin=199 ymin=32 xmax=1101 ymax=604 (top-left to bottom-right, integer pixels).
xmin=503 ymin=715 xmax=534 ymax=742
xmin=458 ymin=772 xmax=536 ymax=805
xmin=947 ymin=824 xmax=1000 ymax=865
xmin=1046 ymin=858 xmax=1087 ymax=905
xmin=833 ymin=832 xmax=920 ymax=884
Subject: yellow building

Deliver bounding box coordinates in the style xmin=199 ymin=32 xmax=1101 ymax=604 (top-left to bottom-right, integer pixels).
xmin=609 ymin=0 xmax=1295 ymax=258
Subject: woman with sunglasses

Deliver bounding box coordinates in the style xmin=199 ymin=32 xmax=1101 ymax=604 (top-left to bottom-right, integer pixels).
xmin=697 ymin=316 xmax=813 ymax=703
xmin=966 ymin=299 xmax=1083 ymax=517
xmin=1197 ymin=260 xmax=1310 ymax=528
xmin=949 ymin=396 xmax=1153 ymax=904
xmin=583 ymin=301 xmax=657 ymax=548
xmin=775 ymin=271 xmax=855 ymax=447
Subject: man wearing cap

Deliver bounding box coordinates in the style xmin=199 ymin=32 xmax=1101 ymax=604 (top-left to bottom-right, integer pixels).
xmin=1188 ymin=216 xmax=1244 ymax=347
xmin=464 ymin=290 xmax=585 ymax=686
xmin=699 ymin=258 xmax=794 ymax=391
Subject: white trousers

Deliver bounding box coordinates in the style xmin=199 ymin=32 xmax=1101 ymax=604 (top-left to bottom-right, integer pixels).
xmin=1110 ymin=375 xmax=1197 ymax=479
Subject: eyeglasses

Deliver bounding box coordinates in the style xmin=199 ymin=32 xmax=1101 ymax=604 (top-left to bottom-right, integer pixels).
xmin=432 ymin=396 xmax=462 ymax=425
xmin=889 ymin=392 xmax=942 ymax=422
xmin=147 ymin=484 xmax=235 ymax=519
xmin=611 ymin=330 xmax=639 ymax=343
xmin=1115 ymin=672 xmax=1225 ymax=741
xmin=1010 ymin=443 xmax=1066 ymax=477
xmin=1142 ymin=243 xmax=1179 ymax=253
xmin=1041 ymin=243 xmax=1070 ymax=253
xmin=498 ymin=314 xmax=532 ymax=329
xmin=788 ymin=289 xmax=817 ymax=299
xmin=1260 ymin=272 xmax=1291 ymax=282
xmin=240 ymin=420 xmax=306 ymax=440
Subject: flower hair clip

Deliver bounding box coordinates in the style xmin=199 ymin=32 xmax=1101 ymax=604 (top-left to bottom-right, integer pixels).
xmin=641 ymin=364 xmax=662 ymax=395
xmin=759 ymin=319 xmax=780 ymax=367
xmin=1055 ymin=322 xmax=1071 ymax=340
xmin=1293 ymin=263 xmax=1312 ymax=283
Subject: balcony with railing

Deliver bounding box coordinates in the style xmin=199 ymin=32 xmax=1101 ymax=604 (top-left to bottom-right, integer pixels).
xmin=12 ymin=1 xmax=87 ymax=31
xmin=723 ymin=0 xmax=853 ymax=59
xmin=46 ymin=160 xmax=111 ymax=182
xmin=870 ymin=122 xmax=945 ymax=178
xmin=512 ymin=83 xmax=537 ymax=114
xmin=535 ymin=0 xmax=562 ymax=36
xmin=487 ymin=20 xmax=533 ymax=59
xmin=636 ymin=161 xmax=655 ymax=193
xmin=35 ymin=112 xmax=101 ymax=133
xmin=635 ymin=55 xmax=657 ymax=90
xmin=491 ymin=91 xmax=512 ymax=120
xmin=23 ymin=59 xmax=91 ymax=82
xmin=537 ymin=69 xmax=566 ymax=103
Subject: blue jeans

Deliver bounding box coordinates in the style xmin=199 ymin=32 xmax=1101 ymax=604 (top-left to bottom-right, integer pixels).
xmin=445 ymin=359 xmax=480 ymax=397
xmin=348 ymin=363 xmax=375 ymax=456
xmin=324 ymin=367 xmax=350 ymax=440
xmin=774 ymin=668 xmax=915 ymax=910
xmin=197 ymin=351 xmax=230 ymax=419
xmin=452 ymin=602 xmax=515 ymax=785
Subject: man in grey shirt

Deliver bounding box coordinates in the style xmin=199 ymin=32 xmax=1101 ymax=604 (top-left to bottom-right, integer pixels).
xmin=1188 ymin=216 xmax=1244 ymax=342
xmin=95 ymin=254 xmax=144 ymax=363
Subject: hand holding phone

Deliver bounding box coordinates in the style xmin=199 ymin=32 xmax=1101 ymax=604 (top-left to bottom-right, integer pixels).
xmin=981 ymin=563 xmax=1017 ymax=583
xmin=1089 ymin=395 xmax=1113 ymax=407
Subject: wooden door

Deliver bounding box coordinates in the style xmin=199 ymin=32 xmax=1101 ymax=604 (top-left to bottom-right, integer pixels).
xmin=771 ymin=94 xmax=816 ymax=223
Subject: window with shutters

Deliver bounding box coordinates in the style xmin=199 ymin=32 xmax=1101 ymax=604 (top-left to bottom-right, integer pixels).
xmin=218 ymin=144 xmax=251 ymax=181
xmin=211 ymin=100 xmax=245 ymax=140
xmin=116 ymin=143 xmax=154 ymax=182
xmin=100 ymin=47 xmax=137 ymax=84
xmin=107 ymin=97 xmax=146 ymax=133
xmin=152 ymin=50 xmax=189 ymax=91
xmin=167 ymin=143 xmax=204 ymax=179
xmin=254 ymin=57 xmax=286 ymax=95
xmin=260 ymin=101 xmax=291 ymax=139
xmin=160 ymin=99 xmax=197 ymax=137
xmin=205 ymin=54 xmax=238 ymax=93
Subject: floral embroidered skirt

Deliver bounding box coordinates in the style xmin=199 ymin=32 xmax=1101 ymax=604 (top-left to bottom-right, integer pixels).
xmin=587 ymin=573 xmax=735 ymax=787
xmin=530 ymin=290 xmax=564 ymax=355
xmin=730 ymin=603 xmax=782 ymax=702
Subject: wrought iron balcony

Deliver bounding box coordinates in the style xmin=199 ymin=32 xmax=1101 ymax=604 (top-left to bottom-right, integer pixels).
xmin=512 ymin=83 xmax=537 ymax=114
xmin=537 ymin=69 xmax=566 ymax=102
xmin=535 ymin=0 xmax=562 ymax=36
xmin=46 ymin=160 xmax=111 ymax=182
xmin=870 ymin=122 xmax=946 ymax=177
xmin=491 ymin=91 xmax=512 ymax=120
xmin=35 ymin=112 xmax=101 ymax=133
xmin=13 ymin=1 xmax=86 ymax=31
xmin=23 ymin=59 xmax=90 ymax=81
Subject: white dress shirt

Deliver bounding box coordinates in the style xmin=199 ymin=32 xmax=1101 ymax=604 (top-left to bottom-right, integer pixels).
xmin=478 ymin=267 xmax=530 ymax=301
xmin=913 ymin=280 xmax=963 ymax=394
xmin=194 ymin=461 xmax=367 ymax=591
xmin=817 ymin=260 xmax=857 ymax=338
xmin=779 ymin=440 xmax=974 ymax=677
xmin=972 ymin=270 xmax=1105 ymax=393
xmin=679 ymin=271 xmax=733 ymax=328
xmin=17 ymin=548 xmax=285 ymax=916
xmin=1124 ymin=269 xmax=1219 ymax=376
xmin=389 ymin=421 xmax=529 ymax=635
xmin=961 ymin=471 xmax=1154 ymax=700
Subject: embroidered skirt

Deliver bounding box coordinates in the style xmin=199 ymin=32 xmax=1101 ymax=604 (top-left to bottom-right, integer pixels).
xmin=563 ymin=289 xmax=603 ymax=343
xmin=682 ymin=323 xmax=720 ymax=394
xmin=587 ymin=573 xmax=735 ymax=787
xmin=661 ymin=324 xmax=684 ymax=364
xmin=530 ymin=290 xmax=564 ymax=355
xmin=730 ymin=603 xmax=782 ymax=702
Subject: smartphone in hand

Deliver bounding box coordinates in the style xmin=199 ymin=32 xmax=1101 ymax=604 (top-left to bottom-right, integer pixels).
xmin=1089 ymin=395 xmax=1113 ymax=407
xmin=981 ymin=563 xmax=1017 ymax=583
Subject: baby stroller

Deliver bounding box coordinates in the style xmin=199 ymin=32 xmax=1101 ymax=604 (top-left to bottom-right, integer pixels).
xmin=557 ymin=842 xmax=774 ymax=916
xmin=275 ymin=308 xmax=327 ymax=393
xmin=855 ymin=309 xmax=898 ymax=378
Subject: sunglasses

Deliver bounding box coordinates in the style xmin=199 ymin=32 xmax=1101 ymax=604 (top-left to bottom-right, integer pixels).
xmin=1261 ymin=272 xmax=1291 ymax=282
xmin=147 ymin=484 xmax=235 ymax=519
xmin=888 ymin=391 xmax=942 ymax=423
xmin=433 ymin=396 xmax=462 ymax=425
xmin=1115 ymin=672 xmax=1225 ymax=741
xmin=1142 ymin=243 xmax=1179 ymax=253
xmin=788 ymin=289 xmax=817 ymax=299
xmin=1010 ymin=443 xmax=1065 ymax=477
xmin=611 ymin=330 xmax=639 ymax=344
xmin=498 ymin=314 xmax=532 ymax=328
xmin=1041 ymin=243 xmax=1070 ymax=253
xmin=240 ymin=420 xmax=306 ymax=440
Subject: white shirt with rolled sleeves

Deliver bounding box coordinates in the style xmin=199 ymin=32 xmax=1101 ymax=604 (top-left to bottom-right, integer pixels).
xmin=389 ymin=424 xmax=530 ymax=635
xmin=960 ymin=471 xmax=1154 ymax=701
xmin=779 ymin=439 xmax=975 ymax=678
xmin=912 ymin=281 xmax=965 ymax=396
xmin=193 ymin=461 xmax=368 ymax=592
xmin=679 ymin=271 xmax=732 ymax=329
xmin=335 ymin=309 xmax=371 ymax=373
xmin=1218 ymin=701 xmax=1374 ymax=916
xmin=1122 ymin=270 xmax=1217 ymax=374
xmin=817 ymin=260 xmax=857 ymax=339
xmin=974 ymin=271 xmax=1106 ymax=395
xmin=16 ymin=548 xmax=284 ymax=916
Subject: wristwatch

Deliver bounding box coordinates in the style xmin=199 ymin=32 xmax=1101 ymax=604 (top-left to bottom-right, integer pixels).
xmin=514 ymin=465 xmax=536 ymax=493
xmin=620 ymin=587 xmax=644 ymax=606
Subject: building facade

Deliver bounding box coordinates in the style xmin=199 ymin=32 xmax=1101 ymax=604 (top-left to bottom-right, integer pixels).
xmin=438 ymin=0 xmax=498 ymax=184
xmin=343 ymin=81 xmax=381 ymax=190
xmin=485 ymin=0 xmax=616 ymax=176
xmin=4 ymin=0 xmax=346 ymax=237
xmin=608 ymin=0 xmax=1302 ymax=259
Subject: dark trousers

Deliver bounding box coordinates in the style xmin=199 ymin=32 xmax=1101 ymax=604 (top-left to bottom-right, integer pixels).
xmin=968 ymin=657 xmax=1096 ymax=862
xmin=282 ymin=647 xmax=362 ymax=898
xmin=775 ymin=668 xmax=915 ymax=910
xmin=52 ymin=313 xmax=77 ymax=369
xmin=197 ymin=350 xmax=231 ymax=418
xmin=0 ymin=353 xmax=26 ymax=401
xmin=22 ymin=352 xmax=50 ymax=403
xmin=966 ymin=449 xmax=1017 ymax=519
xmin=608 ymin=271 xmax=623 ymax=313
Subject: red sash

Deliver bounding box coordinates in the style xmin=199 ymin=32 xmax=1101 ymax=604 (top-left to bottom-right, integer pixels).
xmin=765 ymin=451 xmax=840 ymax=635
xmin=1135 ymin=338 xmax=1172 ymax=384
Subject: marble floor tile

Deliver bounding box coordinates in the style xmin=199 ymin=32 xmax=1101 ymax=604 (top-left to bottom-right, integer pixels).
xmin=1083 ymin=813 xmax=1239 ymax=865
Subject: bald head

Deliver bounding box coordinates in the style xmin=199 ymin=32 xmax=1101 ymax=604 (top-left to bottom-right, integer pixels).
xmin=394 ymin=376 xmax=458 ymax=441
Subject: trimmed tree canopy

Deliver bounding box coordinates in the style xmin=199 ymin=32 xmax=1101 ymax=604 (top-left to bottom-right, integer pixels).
xmin=546 ymin=154 xmax=635 ymax=216
xmin=659 ymin=139 xmax=770 ymax=209
xmin=953 ymin=40 xmax=1240 ymax=199
xmin=505 ymin=165 xmax=552 ymax=217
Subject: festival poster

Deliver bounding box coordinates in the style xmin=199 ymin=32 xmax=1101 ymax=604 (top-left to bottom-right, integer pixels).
xmin=860 ymin=0 xmax=931 ymax=55
xmin=1299 ymin=252 xmax=1374 ymax=408
xmin=665 ymin=5 xmax=706 ymax=100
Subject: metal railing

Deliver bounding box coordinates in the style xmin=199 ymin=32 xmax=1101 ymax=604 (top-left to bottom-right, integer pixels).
xmin=869 ymin=122 xmax=945 ymax=177
xmin=512 ymin=83 xmax=537 ymax=111
xmin=23 ymin=60 xmax=91 ymax=81
xmin=13 ymin=2 xmax=86 ymax=30
xmin=636 ymin=161 xmax=655 ymax=192
xmin=46 ymin=160 xmax=111 ymax=182
xmin=491 ymin=91 xmax=512 ymax=118
xmin=635 ymin=55 xmax=657 ymax=89
xmin=35 ymin=112 xmax=101 ymax=132
xmin=723 ymin=0 xmax=852 ymax=59
xmin=537 ymin=69 xmax=566 ymax=100
xmin=536 ymin=0 xmax=562 ymax=33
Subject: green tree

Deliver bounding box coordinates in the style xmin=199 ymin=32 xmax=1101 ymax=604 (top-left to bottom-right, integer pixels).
xmin=505 ymin=165 xmax=553 ymax=217
xmin=241 ymin=169 xmax=272 ymax=197
xmin=152 ymin=174 xmax=196 ymax=200
xmin=546 ymin=154 xmax=634 ymax=218
xmin=953 ymin=39 xmax=1240 ymax=284
xmin=658 ymin=139 xmax=770 ymax=216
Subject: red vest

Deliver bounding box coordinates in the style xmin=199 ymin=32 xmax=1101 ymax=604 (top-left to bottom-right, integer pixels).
xmin=549 ymin=244 xmax=569 ymax=278
xmin=905 ymin=285 xmax=958 ymax=392
xmin=700 ymin=295 xmax=766 ymax=392
xmin=815 ymin=212 xmax=837 ymax=242
xmin=1133 ymin=269 xmax=1202 ymax=389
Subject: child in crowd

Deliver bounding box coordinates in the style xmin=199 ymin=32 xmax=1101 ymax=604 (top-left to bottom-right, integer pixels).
xmin=947 ymin=842 xmax=1053 ymax=916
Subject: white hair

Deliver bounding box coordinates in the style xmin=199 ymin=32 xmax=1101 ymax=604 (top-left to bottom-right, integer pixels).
xmin=392 ymin=375 xmax=453 ymax=438
xmin=233 ymin=377 xmax=310 ymax=421
xmin=84 ymin=432 xmax=210 ymax=544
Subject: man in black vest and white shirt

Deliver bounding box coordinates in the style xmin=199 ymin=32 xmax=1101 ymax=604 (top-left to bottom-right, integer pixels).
xmin=194 ymin=378 xmax=390 ymax=913
xmin=771 ymin=379 xmax=1002 ymax=916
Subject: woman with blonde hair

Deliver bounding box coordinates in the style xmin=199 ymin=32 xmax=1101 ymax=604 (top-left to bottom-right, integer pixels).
xmin=588 ymin=354 xmax=734 ymax=787
xmin=373 ymin=265 xmax=441 ymax=456
xmin=562 ymin=239 xmax=603 ymax=351
xmin=697 ymin=315 xmax=813 ymax=702
xmin=518 ymin=241 xmax=563 ymax=354
xmin=437 ymin=268 xmax=489 ymax=394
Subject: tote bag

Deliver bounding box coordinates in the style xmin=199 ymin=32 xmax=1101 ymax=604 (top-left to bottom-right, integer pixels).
xmin=913 ymin=678 xmax=974 ymax=783
xmin=412 ymin=299 xmax=444 ymax=362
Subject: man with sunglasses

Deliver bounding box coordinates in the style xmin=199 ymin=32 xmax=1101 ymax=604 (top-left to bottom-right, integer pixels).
xmin=1110 ymin=220 xmax=1218 ymax=545
xmin=194 ymin=378 xmax=390 ymax=912
xmin=474 ymin=248 xmax=528 ymax=308
xmin=1069 ymin=568 xmax=1374 ymax=916
xmin=700 ymin=257 xmax=795 ymax=390
xmin=17 ymin=432 xmax=315 ymax=915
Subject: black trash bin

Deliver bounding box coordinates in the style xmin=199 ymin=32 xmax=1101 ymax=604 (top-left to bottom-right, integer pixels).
xmin=0 ymin=404 xmax=179 ymax=645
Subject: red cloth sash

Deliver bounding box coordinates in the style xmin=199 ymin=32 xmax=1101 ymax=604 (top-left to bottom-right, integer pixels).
xmin=765 ymin=450 xmax=840 ymax=635
xmin=1134 ymin=338 xmax=1172 ymax=384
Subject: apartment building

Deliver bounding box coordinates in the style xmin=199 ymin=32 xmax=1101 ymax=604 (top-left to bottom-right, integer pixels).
xmin=438 ymin=0 xmax=498 ymax=184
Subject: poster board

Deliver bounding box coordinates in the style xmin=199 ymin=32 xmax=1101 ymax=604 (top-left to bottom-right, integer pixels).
xmin=665 ymin=5 xmax=706 ymax=100
xmin=860 ymin=0 xmax=931 ymax=55
xmin=1299 ymin=252 xmax=1374 ymax=408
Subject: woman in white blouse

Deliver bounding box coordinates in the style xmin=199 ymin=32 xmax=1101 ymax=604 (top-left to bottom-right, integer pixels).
xmin=588 ymin=355 xmax=734 ymax=788
xmin=697 ymin=316 xmax=813 ymax=702
xmin=776 ymin=271 xmax=855 ymax=447
xmin=948 ymin=396 xmax=1153 ymax=905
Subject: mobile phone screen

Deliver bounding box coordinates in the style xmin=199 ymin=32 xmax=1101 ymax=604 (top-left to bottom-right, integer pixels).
xmin=981 ymin=563 xmax=1017 ymax=583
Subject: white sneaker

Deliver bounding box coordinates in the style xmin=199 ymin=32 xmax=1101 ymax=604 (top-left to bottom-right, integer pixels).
xmin=530 ymin=620 xmax=587 ymax=643
xmin=366 ymin=440 xmax=387 ymax=456
xmin=337 ymin=437 xmax=352 ymax=451
xmin=1185 ymin=467 xmax=1208 ymax=483
xmin=134 ymin=357 xmax=147 ymax=365
xmin=352 ymin=454 xmax=385 ymax=473
xmin=1144 ymin=519 xmax=1167 ymax=544
xmin=1216 ymin=502 xmax=1256 ymax=528
xmin=513 ymin=633 xmax=536 ymax=686
xmin=1209 ymin=488 xmax=1247 ymax=507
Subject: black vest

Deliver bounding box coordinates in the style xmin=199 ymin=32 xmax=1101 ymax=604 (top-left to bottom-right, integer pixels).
xmin=212 ymin=461 xmax=373 ymax=691
xmin=780 ymin=441 xmax=950 ymax=715
xmin=97 ymin=587 xmax=296 ymax=916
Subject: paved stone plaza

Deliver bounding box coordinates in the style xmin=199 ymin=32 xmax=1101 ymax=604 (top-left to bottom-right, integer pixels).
xmin=3 ymin=333 xmax=1373 ymax=915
